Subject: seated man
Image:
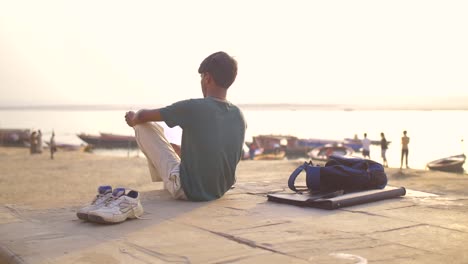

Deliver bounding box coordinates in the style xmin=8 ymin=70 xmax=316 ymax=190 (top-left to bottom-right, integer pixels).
xmin=125 ymin=51 xmax=246 ymax=201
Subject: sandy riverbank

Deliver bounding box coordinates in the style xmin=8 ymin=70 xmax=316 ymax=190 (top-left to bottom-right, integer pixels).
xmin=1 ymin=147 xmax=468 ymax=263
xmin=0 ymin=147 xmax=466 ymax=209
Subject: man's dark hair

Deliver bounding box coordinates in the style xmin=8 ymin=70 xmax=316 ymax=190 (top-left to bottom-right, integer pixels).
xmin=198 ymin=51 xmax=237 ymax=89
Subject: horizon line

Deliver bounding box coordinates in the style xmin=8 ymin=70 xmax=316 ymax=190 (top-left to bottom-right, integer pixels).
xmin=1 ymin=103 xmax=468 ymax=111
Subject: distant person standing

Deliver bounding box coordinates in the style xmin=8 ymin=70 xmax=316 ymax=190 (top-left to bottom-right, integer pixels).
xmin=29 ymin=131 xmax=37 ymax=154
xmin=401 ymin=130 xmax=410 ymax=169
xmin=380 ymin=132 xmax=388 ymax=167
xmin=273 ymin=142 xmax=280 ymax=155
xmin=362 ymin=133 xmax=371 ymax=159
xmin=50 ymin=131 xmax=57 ymax=160
xmin=248 ymin=142 xmax=257 ymax=160
xmin=36 ymin=130 xmax=43 ymax=154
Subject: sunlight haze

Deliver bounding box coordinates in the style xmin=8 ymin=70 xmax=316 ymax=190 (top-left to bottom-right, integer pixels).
xmin=1 ymin=0 xmax=467 ymax=108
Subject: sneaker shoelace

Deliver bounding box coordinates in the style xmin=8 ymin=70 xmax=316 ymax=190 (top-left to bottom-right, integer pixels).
xmin=103 ymin=195 xmax=149 ymax=220
xmin=92 ymin=193 xmax=112 ymax=205
xmin=104 ymin=195 xmax=123 ymax=207
xmin=132 ymin=206 xmax=148 ymax=220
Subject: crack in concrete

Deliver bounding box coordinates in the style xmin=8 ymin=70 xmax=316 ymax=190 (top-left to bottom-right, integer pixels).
xmin=426 ymin=223 xmax=468 ymax=234
xmin=343 ymin=209 xmax=383 ymax=217
xmin=346 ymin=206 xmax=468 ymax=234
xmin=223 ymin=206 xmax=245 ymax=211
xmin=3 ymin=205 xmax=30 ymax=223
xmin=386 ymin=242 xmax=439 ymax=254
xmin=371 ymin=255 xmax=425 ymax=263
xmin=193 ymin=226 xmax=305 ymax=261
xmin=376 ymin=219 xmax=467 ymax=234
xmin=383 ymin=205 xmax=418 ymax=210
xmin=374 ymin=223 xmax=427 ymax=233
xmin=23 ymin=232 xmax=68 ymax=241
xmin=361 ymin=233 xmax=438 ymax=254
xmin=336 ymin=244 xmax=392 ymax=252
xmin=119 ymin=247 xmax=154 ymax=264
xmin=425 ymin=204 xmax=468 ymax=210
xmin=0 ymin=244 xmax=27 ymax=264
xmin=212 ymin=253 xmax=265 ymax=264
xmin=123 ymin=241 xmax=191 ymax=264
xmin=230 ymin=220 xmax=291 ymax=231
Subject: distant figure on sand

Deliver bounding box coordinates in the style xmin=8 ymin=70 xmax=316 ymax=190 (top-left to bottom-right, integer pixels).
xmin=249 ymin=142 xmax=257 ymax=160
xmin=29 ymin=131 xmax=37 ymax=154
xmin=36 ymin=130 xmax=43 ymax=154
xmin=273 ymin=143 xmax=280 ymax=155
xmin=380 ymin=132 xmax=388 ymax=167
xmin=125 ymin=51 xmax=246 ymax=201
xmin=50 ymin=131 xmax=57 ymax=160
xmin=362 ymin=133 xmax=371 ymax=159
xmin=401 ymin=130 xmax=410 ymax=169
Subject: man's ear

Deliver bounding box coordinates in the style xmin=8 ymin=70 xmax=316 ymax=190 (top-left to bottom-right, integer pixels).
xmin=205 ymin=73 xmax=213 ymax=84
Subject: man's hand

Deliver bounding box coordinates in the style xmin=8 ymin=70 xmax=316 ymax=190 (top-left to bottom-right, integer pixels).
xmin=125 ymin=109 xmax=163 ymax=127
xmin=125 ymin=111 xmax=138 ymax=127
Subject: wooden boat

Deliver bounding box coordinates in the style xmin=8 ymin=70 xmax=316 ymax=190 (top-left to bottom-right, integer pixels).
xmin=426 ymin=154 xmax=465 ymax=172
xmin=252 ymin=134 xmax=362 ymax=157
xmin=0 ymin=128 xmax=30 ymax=147
xmin=77 ymin=133 xmax=138 ymax=149
xmin=253 ymin=150 xmax=286 ymax=160
xmin=308 ymin=144 xmax=354 ymax=161
xmin=296 ymin=138 xmax=339 ymax=149
xmin=45 ymin=141 xmax=83 ymax=151
xmin=99 ymin=133 xmax=135 ymax=140
xmin=253 ymin=135 xmax=297 ymax=151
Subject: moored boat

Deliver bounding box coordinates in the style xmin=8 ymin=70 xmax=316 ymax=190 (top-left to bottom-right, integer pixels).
xmin=77 ymin=133 xmax=138 ymax=149
xmin=253 ymin=150 xmax=286 ymax=160
xmin=426 ymin=154 xmax=465 ymax=172
xmin=252 ymin=134 xmax=297 ymax=154
xmin=251 ymin=134 xmax=363 ymax=158
xmin=0 ymin=128 xmax=30 ymax=147
xmin=308 ymin=144 xmax=354 ymax=161
xmin=100 ymin=133 xmax=136 ymax=141
xmin=45 ymin=141 xmax=83 ymax=151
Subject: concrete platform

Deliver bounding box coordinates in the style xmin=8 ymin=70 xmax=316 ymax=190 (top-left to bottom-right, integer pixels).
xmin=1 ymin=160 xmax=468 ymax=263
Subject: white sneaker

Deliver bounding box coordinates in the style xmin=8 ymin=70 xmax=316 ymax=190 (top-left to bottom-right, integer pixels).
xmin=76 ymin=185 xmax=113 ymax=221
xmin=88 ymin=189 xmax=144 ymax=224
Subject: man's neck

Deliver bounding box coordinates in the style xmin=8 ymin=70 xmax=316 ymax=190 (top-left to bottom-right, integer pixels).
xmin=207 ymin=96 xmax=227 ymax=102
xmin=206 ymin=88 xmax=227 ymax=101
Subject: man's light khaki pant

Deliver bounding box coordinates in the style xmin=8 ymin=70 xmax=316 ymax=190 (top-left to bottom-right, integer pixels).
xmin=134 ymin=122 xmax=186 ymax=200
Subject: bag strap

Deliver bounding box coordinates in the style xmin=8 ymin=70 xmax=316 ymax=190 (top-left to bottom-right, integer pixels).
xmin=288 ymin=161 xmax=311 ymax=192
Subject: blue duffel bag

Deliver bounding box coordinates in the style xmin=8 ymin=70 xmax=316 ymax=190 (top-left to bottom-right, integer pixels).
xmin=288 ymin=155 xmax=387 ymax=193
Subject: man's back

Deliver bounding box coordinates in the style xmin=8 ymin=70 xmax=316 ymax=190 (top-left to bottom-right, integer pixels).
xmin=161 ymin=97 xmax=246 ymax=201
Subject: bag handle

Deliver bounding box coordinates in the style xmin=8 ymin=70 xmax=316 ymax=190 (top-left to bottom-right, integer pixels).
xmin=288 ymin=161 xmax=312 ymax=192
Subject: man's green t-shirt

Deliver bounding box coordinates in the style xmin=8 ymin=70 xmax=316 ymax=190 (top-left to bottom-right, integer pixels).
xmin=160 ymin=97 xmax=246 ymax=201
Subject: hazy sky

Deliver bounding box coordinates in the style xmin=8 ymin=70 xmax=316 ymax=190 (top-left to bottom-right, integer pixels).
xmin=1 ymin=0 xmax=467 ymax=107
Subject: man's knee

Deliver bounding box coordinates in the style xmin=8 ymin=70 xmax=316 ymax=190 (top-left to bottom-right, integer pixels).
xmin=134 ymin=123 xmax=154 ymax=133
xmin=133 ymin=123 xmax=146 ymax=136
xmin=134 ymin=122 xmax=164 ymax=139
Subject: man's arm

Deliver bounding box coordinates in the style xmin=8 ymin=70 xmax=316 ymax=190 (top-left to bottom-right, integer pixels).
xmin=125 ymin=109 xmax=164 ymax=127
xmin=126 ymin=109 xmax=181 ymax=157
